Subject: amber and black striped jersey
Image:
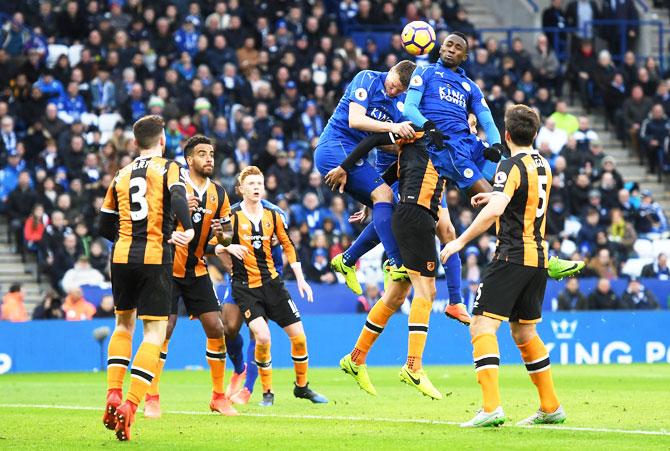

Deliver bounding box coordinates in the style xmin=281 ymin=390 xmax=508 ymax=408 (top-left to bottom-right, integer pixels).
xmin=491 ymin=152 xmax=553 ymax=268
xmin=397 ymin=136 xmax=446 ymax=220
xmin=101 ymin=156 xmax=184 ymax=265
xmin=230 ymin=203 xmax=297 ymax=288
xmin=172 ymin=170 xmax=230 ymax=278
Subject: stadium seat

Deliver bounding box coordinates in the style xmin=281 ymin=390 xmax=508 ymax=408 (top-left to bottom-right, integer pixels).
xmin=621 ymin=258 xmax=654 ymax=278
xmin=633 ymin=239 xmax=655 ymax=259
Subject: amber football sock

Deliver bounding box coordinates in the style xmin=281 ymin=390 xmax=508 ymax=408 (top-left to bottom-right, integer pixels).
xmin=206 ymin=337 xmax=227 ymax=394
xmin=351 ymin=301 xmax=395 ymax=365
xmin=472 ymin=333 xmax=501 ymax=413
xmin=406 ymin=297 xmax=431 ymax=371
xmin=255 ymin=342 xmax=272 ymax=393
xmin=517 ymin=335 xmax=560 ymax=413
xmin=106 ymin=329 xmax=132 ymax=391
xmin=290 ymin=334 xmax=308 ymax=387
xmin=147 ymin=339 xmax=169 ymax=397
xmin=126 ymin=342 xmax=161 ymax=406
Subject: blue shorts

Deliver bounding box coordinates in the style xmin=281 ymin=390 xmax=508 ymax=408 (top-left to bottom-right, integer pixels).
xmin=315 ymin=137 xmax=385 ymax=207
xmin=427 ymin=134 xmax=495 ymax=191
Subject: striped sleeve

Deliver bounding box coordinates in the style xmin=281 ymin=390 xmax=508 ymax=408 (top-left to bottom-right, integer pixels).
xmin=166 ymin=160 xmax=185 ymax=190
xmin=273 ymin=210 xmax=297 ymax=264
xmin=492 ymin=159 xmax=521 ymax=201
xmin=101 ymin=178 xmax=118 ymax=214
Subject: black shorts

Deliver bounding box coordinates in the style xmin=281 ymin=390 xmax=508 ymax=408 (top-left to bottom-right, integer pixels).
xmin=231 ymin=277 xmax=300 ymax=328
xmin=171 ymin=275 xmax=221 ymax=318
xmin=111 ymin=263 xmax=172 ymax=319
xmin=473 ymin=260 xmax=548 ymax=323
xmin=391 ymin=203 xmax=438 ymax=277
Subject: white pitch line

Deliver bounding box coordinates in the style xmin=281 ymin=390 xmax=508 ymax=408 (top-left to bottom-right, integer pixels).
xmin=1 ymin=403 xmax=669 ymax=437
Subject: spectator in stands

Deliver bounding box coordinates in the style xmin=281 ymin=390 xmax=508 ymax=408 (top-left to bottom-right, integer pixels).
xmin=638 ymin=189 xmax=669 ymax=235
xmin=5 ymin=171 xmax=36 ymax=254
xmin=557 ymin=277 xmax=589 ymax=310
xmin=533 ymin=88 xmax=556 ymax=119
xmin=1 ymin=283 xmax=28 ymax=322
xmin=587 ymin=278 xmax=621 ymax=310
xmin=593 ymin=50 xmax=616 ymax=101
xmin=641 ymin=253 xmax=670 ymax=280
xmin=565 ymin=0 xmax=600 ymax=44
xmin=578 ymin=207 xmax=603 ymax=253
xmin=586 ymin=248 xmax=619 ymax=279
xmin=31 ymin=290 xmax=63 ymax=320
xmin=462 ymin=246 xmax=481 ymax=282
xmin=541 ymin=0 xmax=568 ymax=53
xmin=357 ymin=283 xmax=382 ymax=313
xmin=94 ymin=294 xmax=116 ymax=318
xmin=536 ymin=117 xmax=567 ymax=155
xmin=622 ymin=85 xmax=653 ymax=165
xmin=23 ymin=203 xmax=46 ymax=256
xmin=61 ymin=256 xmax=105 ymax=294
xmin=550 ymin=100 xmax=579 ymax=134
xmin=640 ymin=104 xmax=669 ymax=174
xmin=568 ymin=172 xmax=591 ymax=214
xmin=620 ymin=277 xmax=659 ymax=310
xmin=449 ymin=9 xmax=477 ymax=38
xmin=573 ymin=116 xmax=599 ymax=152
xmin=62 ymin=286 xmax=96 ymax=321
xmin=45 ymin=232 xmax=80 ymax=293
xmin=531 ymin=34 xmax=561 ymax=96
xmin=601 ymin=0 xmax=639 ymax=57
xmin=567 ymin=39 xmax=597 ymax=112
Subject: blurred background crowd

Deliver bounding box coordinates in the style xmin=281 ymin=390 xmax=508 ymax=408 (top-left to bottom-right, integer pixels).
xmin=0 ymin=0 xmax=668 ymax=322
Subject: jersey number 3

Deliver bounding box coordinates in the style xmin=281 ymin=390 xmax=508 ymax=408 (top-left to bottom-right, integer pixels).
xmin=536 ymin=175 xmax=548 ymax=218
xmin=129 ymin=177 xmax=148 ymax=221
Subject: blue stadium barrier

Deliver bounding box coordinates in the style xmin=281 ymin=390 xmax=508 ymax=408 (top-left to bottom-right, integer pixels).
xmin=1 ymin=311 xmax=668 ymax=374
xmin=80 ymin=279 xmax=670 ymax=313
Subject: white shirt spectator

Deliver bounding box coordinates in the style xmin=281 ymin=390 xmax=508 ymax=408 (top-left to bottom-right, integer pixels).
xmin=536 ymin=117 xmax=567 ymax=154
xmin=61 ymin=258 xmax=105 ymax=293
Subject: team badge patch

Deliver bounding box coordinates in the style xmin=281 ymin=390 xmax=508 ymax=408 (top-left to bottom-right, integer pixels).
xmin=427 ymin=261 xmax=435 ymax=271
xmin=410 ymin=75 xmax=423 ymax=87
xmin=244 ymin=309 xmax=251 ymax=319
xmin=461 ymin=81 xmax=471 ymax=92
xmin=355 ymin=88 xmax=368 ymax=101
xmin=495 ymin=171 xmax=507 ymax=184
xmin=464 ymin=168 xmax=474 ymax=179
xmin=396 ymin=101 xmax=404 ymax=112
xmin=210 ymin=194 xmax=216 ymax=202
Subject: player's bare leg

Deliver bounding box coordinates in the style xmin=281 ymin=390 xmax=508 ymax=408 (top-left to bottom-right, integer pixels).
xmin=284 ymin=321 xmax=328 ymax=403
xmin=103 ymin=309 xmax=136 ymax=430
xmin=461 ymin=314 xmax=506 ymax=427
xmin=144 ymin=314 xmax=177 ymax=419
xmin=222 ymin=303 xmax=246 ymax=398
xmin=115 ymin=318 xmax=168 ymax=441
xmin=399 ymin=273 xmax=442 ymax=400
xmin=510 ymin=322 xmax=565 ymax=426
xmin=248 ymin=317 xmax=274 ymax=406
xmin=201 ymin=310 xmax=238 ymax=416
xmin=436 ymin=208 xmax=471 ymax=325
xmin=340 ymin=279 xmax=411 ymax=395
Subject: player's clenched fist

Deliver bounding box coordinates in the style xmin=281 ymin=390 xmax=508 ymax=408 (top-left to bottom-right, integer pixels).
xmin=187 ymin=194 xmax=200 ymax=212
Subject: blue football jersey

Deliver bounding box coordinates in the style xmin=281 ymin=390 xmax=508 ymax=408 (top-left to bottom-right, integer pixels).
xmin=321 ymin=70 xmax=406 ymax=147
xmin=406 ymin=62 xmax=490 ymax=138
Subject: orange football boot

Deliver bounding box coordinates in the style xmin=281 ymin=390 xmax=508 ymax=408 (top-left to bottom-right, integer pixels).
xmin=114 ymin=401 xmax=137 ymax=441
xmin=209 ymin=392 xmax=239 ymax=416
xmin=444 ymin=303 xmax=472 ymax=325
xmin=102 ymin=388 xmax=122 ymax=430
xmin=144 ymin=394 xmax=161 ymax=419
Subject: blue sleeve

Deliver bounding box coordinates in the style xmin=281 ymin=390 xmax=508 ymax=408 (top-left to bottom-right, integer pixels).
xmin=470 ymin=84 xmax=501 ymax=144
xmin=272 ymin=245 xmax=284 ymax=276
xmin=403 ymin=66 xmax=431 ymax=127
xmin=346 ymin=71 xmax=375 ymax=109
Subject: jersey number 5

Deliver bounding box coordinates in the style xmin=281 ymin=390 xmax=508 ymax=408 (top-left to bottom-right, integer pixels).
xmin=129 ymin=177 xmax=148 ymax=221
xmin=536 ymin=175 xmax=548 ymax=218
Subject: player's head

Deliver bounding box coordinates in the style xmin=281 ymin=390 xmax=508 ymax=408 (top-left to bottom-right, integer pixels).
xmin=133 ymin=115 xmax=166 ymax=152
xmin=468 ymin=113 xmax=477 ymax=134
xmin=504 ymin=104 xmax=540 ymax=148
xmin=238 ymin=165 xmax=265 ymax=202
xmin=440 ymin=32 xmax=468 ymax=68
xmin=385 ymin=60 xmax=417 ymax=97
xmin=184 ymin=134 xmax=214 ymax=177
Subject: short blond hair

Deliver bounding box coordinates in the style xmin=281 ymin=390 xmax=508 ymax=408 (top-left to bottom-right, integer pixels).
xmin=238 ymin=165 xmax=263 ymax=185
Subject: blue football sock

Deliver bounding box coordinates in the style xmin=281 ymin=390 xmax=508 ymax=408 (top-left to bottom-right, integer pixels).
xmin=442 ymin=247 xmax=462 ymax=305
xmin=373 ymin=202 xmax=401 ymax=266
xmin=226 ymin=334 xmax=245 ymax=374
xmin=342 ymin=222 xmax=380 ymax=266
xmin=244 ymin=337 xmax=258 ymax=393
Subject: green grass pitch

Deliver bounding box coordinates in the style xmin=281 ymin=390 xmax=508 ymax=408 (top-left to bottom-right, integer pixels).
xmin=1 ymin=364 xmax=669 ymax=449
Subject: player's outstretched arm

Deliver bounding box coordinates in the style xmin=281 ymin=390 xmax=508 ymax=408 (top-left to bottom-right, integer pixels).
xmin=440 ymin=193 xmax=510 ymax=263
xmin=349 ymin=102 xmax=415 ymax=139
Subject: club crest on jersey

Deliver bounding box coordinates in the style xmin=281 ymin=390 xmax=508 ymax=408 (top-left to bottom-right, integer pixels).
xmin=439 ymin=87 xmax=466 ymax=108
xmin=355 ymin=88 xmax=368 ymax=101
xmin=427 ymin=261 xmax=435 ymax=271
xmin=210 ymin=194 xmax=216 ymax=202
xmin=396 ymin=101 xmax=404 ymax=112
xmin=410 ymin=75 xmax=422 ymax=87
xmin=461 ymin=81 xmax=471 ymax=92
xmin=463 ymin=168 xmax=474 ymax=179
xmin=244 ymin=309 xmax=251 ymax=319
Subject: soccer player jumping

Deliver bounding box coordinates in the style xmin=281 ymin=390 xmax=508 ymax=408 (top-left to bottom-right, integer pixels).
xmin=403 ymin=33 xmax=583 ymax=323
xmin=441 ymin=105 xmax=566 ymax=428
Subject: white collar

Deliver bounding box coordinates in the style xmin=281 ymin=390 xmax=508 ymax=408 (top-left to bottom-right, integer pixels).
xmin=184 ymin=170 xmax=210 ymax=198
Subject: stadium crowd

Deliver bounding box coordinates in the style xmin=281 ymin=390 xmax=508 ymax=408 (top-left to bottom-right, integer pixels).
xmin=0 ymin=0 xmax=668 ymax=322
